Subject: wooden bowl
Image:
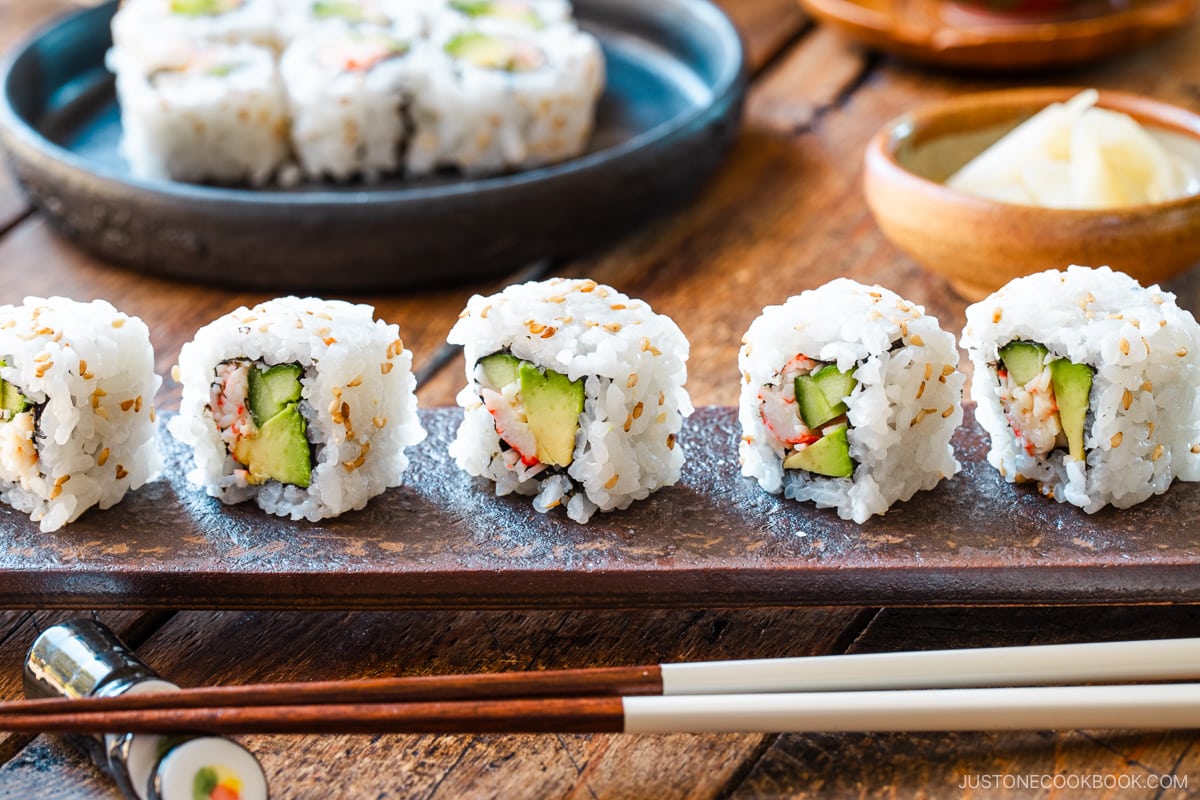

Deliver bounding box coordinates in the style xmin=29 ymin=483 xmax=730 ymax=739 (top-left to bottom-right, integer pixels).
xmin=863 ymin=87 xmax=1200 ymax=299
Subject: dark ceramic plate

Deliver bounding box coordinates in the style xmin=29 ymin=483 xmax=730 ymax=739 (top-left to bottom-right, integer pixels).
xmin=0 ymin=0 xmax=745 ymax=291
xmin=1 ymin=406 xmax=1198 ymax=610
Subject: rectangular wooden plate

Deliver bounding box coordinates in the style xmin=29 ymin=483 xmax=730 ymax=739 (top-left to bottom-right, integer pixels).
xmin=0 ymin=406 xmax=1197 ymax=610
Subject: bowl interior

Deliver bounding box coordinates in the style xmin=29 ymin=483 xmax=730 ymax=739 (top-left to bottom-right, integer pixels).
xmin=888 ymin=90 xmax=1200 ymax=200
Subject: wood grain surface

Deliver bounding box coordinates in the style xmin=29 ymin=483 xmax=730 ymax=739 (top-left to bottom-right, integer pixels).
xmin=2 ymin=0 xmax=1200 ymax=796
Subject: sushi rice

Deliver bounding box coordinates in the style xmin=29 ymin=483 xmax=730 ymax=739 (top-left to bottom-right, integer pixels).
xmin=0 ymin=298 xmax=161 ymax=532
xmin=170 ymin=297 xmax=425 ymax=521
xmin=448 ymin=278 xmax=692 ymax=523
xmin=739 ymin=279 xmax=964 ymax=523
xmin=962 ymin=265 xmax=1200 ymax=511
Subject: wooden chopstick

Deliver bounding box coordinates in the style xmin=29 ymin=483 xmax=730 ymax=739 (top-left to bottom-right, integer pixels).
xmin=3 ymin=684 xmax=1200 ymax=735
xmin=8 ymin=636 xmax=1200 ymax=719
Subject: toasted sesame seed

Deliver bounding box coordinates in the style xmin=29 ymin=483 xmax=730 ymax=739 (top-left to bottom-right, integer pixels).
xmin=540 ymin=326 xmax=557 ymax=339
xmin=97 ymin=448 xmax=110 ymax=466
xmin=924 ymin=363 xmax=933 ymax=380
xmin=1122 ymin=389 xmax=1132 ymax=410
xmin=115 ymin=465 xmax=128 ymax=480
xmin=941 ymin=406 xmax=955 ymax=418
xmin=372 ymin=416 xmax=387 ymax=428
xmin=603 ymin=322 xmax=622 ymax=333
xmin=942 ymin=364 xmax=954 ymax=377
xmin=1152 ymin=444 xmax=1165 ymax=462
xmin=916 ymin=381 xmax=926 ymax=399
xmin=341 ymin=402 xmax=350 ymax=421
xmin=626 ymin=374 xmax=638 ymax=388
xmin=111 ymin=318 xmax=126 ymax=328
xmin=323 ymin=337 xmax=337 ymax=346
xmin=347 ymin=376 xmax=362 ymax=388
xmin=528 ymin=321 xmax=546 ymax=335
xmin=623 ymin=415 xmax=632 ymax=433
xmin=604 ymin=474 xmax=619 ymax=489
xmin=611 ymin=304 xmax=626 ymax=310
xmin=1149 ymin=422 xmax=1157 ymax=435
xmin=149 ymin=408 xmax=156 ymax=422
xmin=579 ymin=280 xmax=597 ymax=293
xmin=655 ymin=412 xmax=667 ymax=424
xmin=632 ymin=402 xmax=644 ymax=419
xmin=33 ymin=353 xmax=50 ymax=363
xmin=1119 ymin=338 xmax=1130 ymax=356
xmin=992 ymin=308 xmax=1003 ymax=324
xmin=909 ymin=334 xmax=925 ymax=347
xmin=1192 ymin=444 xmax=1200 ymax=454
xmin=1111 ymin=432 xmax=1123 ymax=447
xmin=1179 ymin=347 xmax=1190 ymax=357
xmin=1142 ymin=380 xmax=1153 ymax=392
xmin=381 ymin=362 xmax=394 ymax=374
xmin=120 ymin=399 xmax=135 ymax=412
xmin=78 ymin=359 xmax=87 ymax=376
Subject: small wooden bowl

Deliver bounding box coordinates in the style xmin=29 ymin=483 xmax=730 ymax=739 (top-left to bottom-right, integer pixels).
xmin=863 ymin=87 xmax=1200 ymax=299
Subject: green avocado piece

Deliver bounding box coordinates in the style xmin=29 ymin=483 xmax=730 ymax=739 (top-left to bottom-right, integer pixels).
xmin=247 ymin=363 xmax=303 ymax=428
xmin=998 ymin=341 xmax=1049 ymax=386
xmin=170 ymin=0 xmax=241 ymax=17
xmin=313 ymin=0 xmax=366 ymax=21
xmin=232 ymin=405 xmax=312 ymax=488
xmin=518 ymin=361 xmax=583 ymax=467
xmin=795 ymin=373 xmax=845 ymax=430
xmin=479 ymin=353 xmax=520 ymax=388
xmin=783 ymin=423 xmax=853 ymax=478
xmin=0 ymin=361 xmax=27 ymax=419
xmin=444 ymin=32 xmax=538 ymax=72
xmin=449 ymin=0 xmax=541 ymax=26
xmin=1049 ymin=358 xmax=1092 ymax=461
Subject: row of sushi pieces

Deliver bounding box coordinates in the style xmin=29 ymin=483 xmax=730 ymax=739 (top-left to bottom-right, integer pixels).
xmin=2 ymin=266 xmax=1199 ymax=533
xmin=108 ymin=0 xmax=604 ymax=185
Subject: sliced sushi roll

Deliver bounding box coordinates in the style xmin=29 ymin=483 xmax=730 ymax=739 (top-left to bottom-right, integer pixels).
xmin=169 ymin=297 xmax=425 ymax=520
xmin=111 ymin=0 xmax=281 ymax=62
xmin=739 ymin=279 xmax=964 ymax=523
xmin=281 ymin=26 xmax=425 ymax=181
xmin=448 ymin=278 xmax=692 ymax=523
xmin=0 ymin=298 xmax=161 ymax=532
xmin=110 ymin=41 xmax=290 ymax=186
xmin=962 ymin=265 xmax=1200 ymax=511
xmin=406 ymin=24 xmax=603 ymax=176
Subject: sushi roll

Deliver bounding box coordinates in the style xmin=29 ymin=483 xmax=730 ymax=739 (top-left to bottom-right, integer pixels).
xmin=280 ymin=25 xmax=424 ymax=181
xmin=111 ymin=0 xmax=281 ymax=61
xmin=405 ymin=24 xmax=603 ymax=176
xmin=739 ymin=279 xmax=964 ymax=523
xmin=110 ymin=41 xmax=290 ymax=186
xmin=961 ymin=265 xmax=1200 ymax=511
xmin=448 ymin=278 xmax=692 ymax=523
xmin=0 ymin=298 xmax=161 ymax=532
xmin=169 ymin=297 xmax=425 ymax=520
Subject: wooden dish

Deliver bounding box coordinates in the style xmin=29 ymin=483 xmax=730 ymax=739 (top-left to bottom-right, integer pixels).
xmin=797 ymin=0 xmax=1198 ymax=70
xmin=863 ymin=87 xmax=1200 ymax=300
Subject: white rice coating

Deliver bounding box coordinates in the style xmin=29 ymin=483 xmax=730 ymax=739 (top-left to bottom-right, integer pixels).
xmin=739 ymin=279 xmax=963 ymax=523
xmin=448 ymin=278 xmax=692 ymax=523
xmin=110 ymin=42 xmax=291 ymax=186
xmin=406 ymin=25 xmax=604 ymax=176
xmin=0 ymin=297 xmax=161 ymax=532
xmin=169 ymin=297 xmax=425 ymax=520
xmin=962 ymin=265 xmax=1200 ymax=511
xmin=280 ymin=28 xmax=426 ymax=181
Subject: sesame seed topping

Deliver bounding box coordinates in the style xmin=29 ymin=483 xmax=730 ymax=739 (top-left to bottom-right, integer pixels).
xmin=347 ymin=376 xmax=363 ymax=388
xmin=97 ymin=448 xmax=110 ymax=466
xmin=604 ymin=474 xmax=619 ymax=489
xmin=1111 ymin=432 xmax=1123 ymax=447
xmin=1152 ymin=444 xmax=1165 ymax=462
xmin=115 ymin=464 xmax=128 ymax=480
xmin=1123 ymin=390 xmax=1132 ymax=410
xmin=120 ymin=399 xmax=135 ymax=412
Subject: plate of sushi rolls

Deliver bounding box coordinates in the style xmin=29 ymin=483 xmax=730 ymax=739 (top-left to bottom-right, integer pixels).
xmin=0 ymin=0 xmax=745 ymax=290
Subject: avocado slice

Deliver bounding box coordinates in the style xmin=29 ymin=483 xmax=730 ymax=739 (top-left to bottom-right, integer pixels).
xmin=444 ymin=32 xmax=540 ymax=72
xmin=998 ymin=341 xmax=1048 ymax=386
xmin=517 ymin=361 xmax=583 ymax=466
xmin=170 ymin=0 xmax=242 ymax=17
xmin=783 ymin=423 xmax=853 ymax=478
xmin=231 ymin=405 xmax=312 ymax=488
xmin=0 ymin=361 xmax=27 ymax=420
xmin=449 ymin=0 xmax=541 ymax=26
xmin=479 ymin=353 xmax=520 ymax=388
xmin=247 ymin=363 xmax=303 ymax=428
xmin=313 ymin=0 xmax=367 ymax=21
xmin=1049 ymin=359 xmax=1092 ymax=461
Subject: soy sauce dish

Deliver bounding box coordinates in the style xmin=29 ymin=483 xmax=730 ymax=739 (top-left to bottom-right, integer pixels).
xmin=863 ymin=87 xmax=1200 ymax=299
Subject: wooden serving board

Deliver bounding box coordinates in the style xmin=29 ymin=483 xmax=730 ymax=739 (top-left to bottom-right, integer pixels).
xmin=0 ymin=405 xmax=1197 ymax=610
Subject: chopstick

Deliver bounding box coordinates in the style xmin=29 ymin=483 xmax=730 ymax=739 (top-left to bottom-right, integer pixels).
xmin=10 ymin=636 xmax=1200 ymax=717
xmin=2 ymin=684 xmax=1200 ymax=735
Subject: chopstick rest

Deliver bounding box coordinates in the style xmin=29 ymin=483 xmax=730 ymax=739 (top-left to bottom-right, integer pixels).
xmin=24 ymin=619 xmax=268 ymax=800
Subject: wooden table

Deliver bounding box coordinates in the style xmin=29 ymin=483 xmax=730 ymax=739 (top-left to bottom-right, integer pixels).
xmin=2 ymin=0 xmax=1200 ymax=796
